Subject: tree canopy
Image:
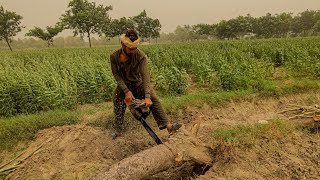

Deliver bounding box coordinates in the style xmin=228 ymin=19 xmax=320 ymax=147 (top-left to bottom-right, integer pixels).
xmin=131 ymin=10 xmax=162 ymax=42
xmin=167 ymin=9 xmax=320 ymax=41
xmin=0 ymin=6 xmax=24 ymax=51
xmin=105 ymin=17 xmax=135 ymax=39
xmin=26 ymin=25 xmax=63 ymax=47
xmin=60 ymin=0 xmax=112 ymax=47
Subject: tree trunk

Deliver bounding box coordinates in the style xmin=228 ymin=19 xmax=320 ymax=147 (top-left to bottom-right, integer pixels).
xmin=93 ymin=125 xmax=213 ymax=180
xmin=88 ymin=32 xmax=92 ymax=48
xmin=5 ymin=38 xmax=12 ymax=52
xmin=47 ymin=41 xmax=50 ymax=48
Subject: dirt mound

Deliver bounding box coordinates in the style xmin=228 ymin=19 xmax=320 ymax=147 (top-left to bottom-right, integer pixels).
xmin=181 ymin=93 xmax=320 ymax=141
xmin=3 ymin=92 xmax=320 ymax=179
xmin=6 ymin=125 xmax=154 ymax=179
xmin=198 ymin=131 xmax=320 ymax=180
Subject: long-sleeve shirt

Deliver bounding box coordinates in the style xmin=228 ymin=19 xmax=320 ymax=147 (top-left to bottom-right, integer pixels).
xmin=110 ymin=48 xmax=151 ymax=98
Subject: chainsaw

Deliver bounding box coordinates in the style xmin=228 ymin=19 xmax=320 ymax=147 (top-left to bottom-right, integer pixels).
xmin=128 ymin=99 xmax=163 ymax=145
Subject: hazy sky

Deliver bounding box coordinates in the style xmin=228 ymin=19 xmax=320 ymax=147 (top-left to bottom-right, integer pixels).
xmin=1 ymin=0 xmax=320 ymax=38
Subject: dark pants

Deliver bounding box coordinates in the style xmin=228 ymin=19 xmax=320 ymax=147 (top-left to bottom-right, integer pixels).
xmin=113 ymin=82 xmax=169 ymax=132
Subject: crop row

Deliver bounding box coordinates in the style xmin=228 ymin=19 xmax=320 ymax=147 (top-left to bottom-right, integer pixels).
xmin=0 ymin=37 xmax=319 ymax=116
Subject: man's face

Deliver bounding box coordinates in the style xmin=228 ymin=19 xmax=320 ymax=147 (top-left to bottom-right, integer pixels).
xmin=124 ymin=46 xmax=137 ymax=57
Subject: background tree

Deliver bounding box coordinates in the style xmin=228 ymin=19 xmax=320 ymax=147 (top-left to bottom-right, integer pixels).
xmin=231 ymin=15 xmax=253 ymax=38
xmin=274 ymin=13 xmax=293 ymax=38
xmin=149 ymin=19 xmax=161 ymax=42
xmin=0 ymin=6 xmax=24 ymax=51
xmin=252 ymin=13 xmax=278 ymax=38
xmin=105 ymin=17 xmax=134 ymax=42
xmin=60 ymin=0 xmax=112 ymax=48
xmin=131 ymin=10 xmax=161 ymax=42
xmin=292 ymin=10 xmax=318 ymax=35
xmin=173 ymin=25 xmax=196 ymax=41
xmin=215 ymin=20 xmax=233 ymax=39
xmin=312 ymin=20 xmax=320 ymax=34
xmin=192 ymin=23 xmax=216 ymax=39
xmin=26 ymin=25 xmax=63 ymax=47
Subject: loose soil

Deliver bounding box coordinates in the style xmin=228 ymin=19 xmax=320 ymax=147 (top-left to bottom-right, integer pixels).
xmin=2 ymin=92 xmax=320 ymax=179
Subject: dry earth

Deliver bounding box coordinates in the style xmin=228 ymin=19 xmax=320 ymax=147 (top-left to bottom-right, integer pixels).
xmin=2 ymin=92 xmax=320 ymax=179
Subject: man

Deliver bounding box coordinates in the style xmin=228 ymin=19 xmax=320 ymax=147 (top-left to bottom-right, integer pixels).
xmin=110 ymin=29 xmax=180 ymax=136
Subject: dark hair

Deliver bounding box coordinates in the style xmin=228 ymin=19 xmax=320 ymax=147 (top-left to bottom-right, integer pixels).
xmin=125 ymin=29 xmax=139 ymax=42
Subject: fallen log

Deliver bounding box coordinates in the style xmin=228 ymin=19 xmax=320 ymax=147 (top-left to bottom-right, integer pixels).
xmin=93 ymin=125 xmax=213 ymax=180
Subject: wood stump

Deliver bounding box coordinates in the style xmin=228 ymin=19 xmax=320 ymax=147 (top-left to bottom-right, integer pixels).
xmin=93 ymin=125 xmax=213 ymax=180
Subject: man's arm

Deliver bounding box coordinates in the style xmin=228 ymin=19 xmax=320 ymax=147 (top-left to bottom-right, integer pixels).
xmin=110 ymin=55 xmax=129 ymax=94
xmin=139 ymin=54 xmax=151 ymax=99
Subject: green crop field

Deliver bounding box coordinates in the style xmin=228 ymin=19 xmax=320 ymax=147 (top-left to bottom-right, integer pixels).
xmin=0 ymin=37 xmax=320 ymax=117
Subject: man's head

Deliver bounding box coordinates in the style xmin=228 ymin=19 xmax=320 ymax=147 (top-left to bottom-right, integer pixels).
xmin=125 ymin=29 xmax=139 ymax=42
xmin=121 ymin=29 xmax=140 ymax=57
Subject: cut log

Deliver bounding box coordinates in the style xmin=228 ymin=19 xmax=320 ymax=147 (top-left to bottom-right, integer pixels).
xmin=93 ymin=125 xmax=213 ymax=180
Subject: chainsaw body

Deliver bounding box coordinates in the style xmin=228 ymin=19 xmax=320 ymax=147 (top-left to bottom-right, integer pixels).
xmin=128 ymin=99 xmax=163 ymax=144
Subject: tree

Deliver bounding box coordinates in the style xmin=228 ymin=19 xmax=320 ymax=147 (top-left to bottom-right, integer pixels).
xmin=312 ymin=20 xmax=320 ymax=34
xmin=174 ymin=25 xmax=196 ymax=41
xmin=215 ymin=20 xmax=233 ymax=39
xmin=274 ymin=13 xmax=293 ymax=38
xmin=131 ymin=10 xmax=161 ymax=42
xmin=192 ymin=23 xmax=215 ymax=39
xmin=149 ymin=19 xmax=161 ymax=41
xmin=234 ymin=15 xmax=253 ymax=38
xmin=26 ymin=25 xmax=63 ymax=47
xmin=252 ymin=13 xmax=278 ymax=38
xmin=0 ymin=6 xmax=24 ymax=51
xmin=105 ymin=17 xmax=135 ymax=42
xmin=94 ymin=127 xmax=213 ymax=179
xmin=60 ymin=0 xmax=112 ymax=48
xmin=215 ymin=14 xmax=253 ymax=40
xmin=292 ymin=10 xmax=318 ymax=35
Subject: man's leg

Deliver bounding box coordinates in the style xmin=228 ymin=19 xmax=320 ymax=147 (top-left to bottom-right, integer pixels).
xmin=134 ymin=83 xmax=179 ymax=132
xmin=133 ymin=84 xmax=169 ymax=129
xmin=149 ymin=89 xmax=170 ymax=130
xmin=113 ymin=86 xmax=126 ymax=132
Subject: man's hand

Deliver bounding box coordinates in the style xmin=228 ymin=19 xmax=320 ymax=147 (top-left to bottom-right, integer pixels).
xmin=144 ymin=98 xmax=153 ymax=107
xmin=124 ymin=91 xmax=135 ymax=105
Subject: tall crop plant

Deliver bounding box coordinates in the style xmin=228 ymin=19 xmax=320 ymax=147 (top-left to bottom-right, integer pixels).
xmin=0 ymin=37 xmax=320 ymax=116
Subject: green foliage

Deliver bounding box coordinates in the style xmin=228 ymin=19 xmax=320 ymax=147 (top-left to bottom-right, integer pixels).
xmin=60 ymin=0 xmax=112 ymax=47
xmin=217 ymin=58 xmax=273 ymax=90
xmin=0 ymin=6 xmax=24 ymax=51
xmin=154 ymin=67 xmax=188 ymax=96
xmin=0 ymin=37 xmax=320 ymax=116
xmin=131 ymin=10 xmax=162 ymax=41
xmin=26 ymin=25 xmax=63 ymax=47
xmin=312 ymin=20 xmax=320 ymax=33
xmin=103 ymin=10 xmax=161 ymax=42
xmin=193 ymin=63 xmax=220 ymax=89
xmin=211 ymin=120 xmax=295 ymax=144
xmin=161 ymin=90 xmax=251 ymax=113
xmin=292 ymin=10 xmax=320 ymax=34
xmin=0 ymin=47 xmax=116 ymax=116
xmin=192 ymin=23 xmax=216 ymax=37
xmin=173 ymin=25 xmax=197 ymax=41
xmin=106 ymin=17 xmax=135 ymax=38
xmin=216 ymin=15 xmax=253 ymax=39
xmin=0 ymin=110 xmax=80 ymax=150
xmin=159 ymin=9 xmax=320 ymax=41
